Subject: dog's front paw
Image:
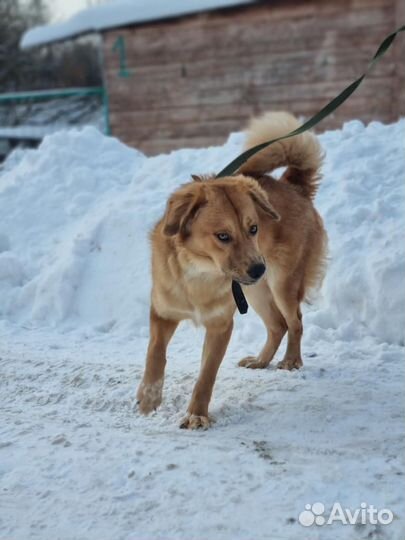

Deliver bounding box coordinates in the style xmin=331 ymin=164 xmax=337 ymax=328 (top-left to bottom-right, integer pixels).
xmin=238 ymin=356 xmax=269 ymax=369
xmin=277 ymin=357 xmax=303 ymax=370
xmin=136 ymin=380 xmax=163 ymax=415
xmin=179 ymin=414 xmax=211 ymax=430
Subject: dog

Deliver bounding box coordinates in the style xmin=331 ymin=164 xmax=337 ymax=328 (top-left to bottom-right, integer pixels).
xmin=137 ymin=112 xmax=327 ymax=429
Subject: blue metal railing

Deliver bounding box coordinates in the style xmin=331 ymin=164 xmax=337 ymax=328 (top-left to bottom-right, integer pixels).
xmin=0 ymin=86 xmax=110 ymax=136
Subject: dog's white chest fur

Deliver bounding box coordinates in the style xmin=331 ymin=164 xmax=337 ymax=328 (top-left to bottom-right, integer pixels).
xmin=154 ymin=300 xmax=229 ymax=326
xmin=190 ymin=304 xmax=228 ymax=325
xmin=153 ymin=273 xmax=232 ymax=325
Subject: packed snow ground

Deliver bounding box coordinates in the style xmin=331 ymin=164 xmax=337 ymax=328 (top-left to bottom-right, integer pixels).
xmin=0 ymin=119 xmax=404 ymax=540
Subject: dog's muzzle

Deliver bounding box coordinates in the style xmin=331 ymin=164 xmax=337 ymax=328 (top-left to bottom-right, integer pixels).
xmin=247 ymin=263 xmax=266 ymax=281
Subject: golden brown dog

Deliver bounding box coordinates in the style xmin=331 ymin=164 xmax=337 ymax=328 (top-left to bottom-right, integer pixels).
xmin=137 ymin=112 xmax=327 ymax=429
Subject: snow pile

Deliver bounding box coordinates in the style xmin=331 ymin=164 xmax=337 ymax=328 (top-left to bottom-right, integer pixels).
xmin=21 ymin=0 xmax=254 ymax=48
xmin=308 ymin=120 xmax=405 ymax=345
xmin=0 ymin=119 xmax=404 ymax=345
xmin=1 ymin=119 xmax=404 ymax=540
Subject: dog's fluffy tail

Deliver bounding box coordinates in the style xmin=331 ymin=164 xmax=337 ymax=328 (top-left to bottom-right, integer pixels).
xmin=239 ymin=112 xmax=323 ymax=200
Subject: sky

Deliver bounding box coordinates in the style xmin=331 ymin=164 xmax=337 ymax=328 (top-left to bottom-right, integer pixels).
xmin=45 ymin=0 xmax=108 ymax=22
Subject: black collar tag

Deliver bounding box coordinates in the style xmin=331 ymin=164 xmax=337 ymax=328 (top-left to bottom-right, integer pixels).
xmin=232 ymin=281 xmax=248 ymax=314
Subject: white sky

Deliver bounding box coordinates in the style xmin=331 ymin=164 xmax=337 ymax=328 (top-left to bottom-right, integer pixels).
xmin=44 ymin=0 xmax=108 ymax=22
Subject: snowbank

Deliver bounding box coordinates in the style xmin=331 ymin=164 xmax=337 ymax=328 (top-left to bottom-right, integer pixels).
xmin=1 ymin=119 xmax=404 ymax=540
xmin=0 ymin=119 xmax=404 ymax=345
xmin=309 ymin=120 xmax=405 ymax=345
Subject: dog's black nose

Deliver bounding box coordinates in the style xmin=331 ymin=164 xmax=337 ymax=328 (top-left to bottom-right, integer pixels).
xmin=247 ymin=263 xmax=266 ymax=280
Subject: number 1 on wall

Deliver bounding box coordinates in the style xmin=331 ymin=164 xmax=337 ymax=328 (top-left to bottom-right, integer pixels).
xmin=112 ymin=36 xmax=130 ymax=78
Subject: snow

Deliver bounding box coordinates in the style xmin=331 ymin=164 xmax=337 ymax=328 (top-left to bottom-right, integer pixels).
xmin=0 ymin=119 xmax=404 ymax=539
xmin=1 ymin=120 xmax=404 ymax=343
xmin=21 ymin=0 xmax=254 ymax=49
xmin=0 ymin=125 xmax=62 ymax=140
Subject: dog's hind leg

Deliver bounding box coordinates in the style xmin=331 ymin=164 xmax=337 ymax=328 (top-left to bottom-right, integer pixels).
xmin=238 ymin=280 xmax=287 ymax=369
xmin=180 ymin=318 xmax=233 ymax=429
xmin=137 ymin=308 xmax=178 ymax=414
xmin=271 ymin=277 xmax=304 ymax=370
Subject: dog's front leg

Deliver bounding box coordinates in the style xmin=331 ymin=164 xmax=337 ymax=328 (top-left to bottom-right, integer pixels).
xmin=180 ymin=319 xmax=233 ymax=430
xmin=137 ymin=308 xmax=178 ymax=414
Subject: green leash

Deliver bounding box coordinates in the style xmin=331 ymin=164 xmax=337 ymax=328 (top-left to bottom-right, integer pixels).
xmin=217 ymin=25 xmax=405 ymax=314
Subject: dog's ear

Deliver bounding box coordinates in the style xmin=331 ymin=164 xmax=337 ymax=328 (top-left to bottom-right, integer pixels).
xmin=163 ymin=186 xmax=206 ymax=236
xmin=191 ymin=174 xmax=202 ymax=182
xmin=249 ymin=185 xmax=280 ymax=221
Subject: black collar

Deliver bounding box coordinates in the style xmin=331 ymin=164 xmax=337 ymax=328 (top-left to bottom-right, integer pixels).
xmin=232 ymin=280 xmax=248 ymax=314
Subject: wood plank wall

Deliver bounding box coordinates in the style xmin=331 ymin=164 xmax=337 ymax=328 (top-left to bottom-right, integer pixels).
xmin=395 ymin=0 xmax=405 ymax=117
xmin=102 ymin=0 xmax=400 ymax=155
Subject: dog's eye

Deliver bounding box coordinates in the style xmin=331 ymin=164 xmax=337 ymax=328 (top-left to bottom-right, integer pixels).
xmin=216 ymin=232 xmax=232 ymax=243
xmin=249 ymin=225 xmax=258 ymax=235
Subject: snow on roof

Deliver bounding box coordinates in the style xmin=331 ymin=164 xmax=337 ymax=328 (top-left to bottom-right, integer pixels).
xmin=21 ymin=0 xmax=256 ymax=49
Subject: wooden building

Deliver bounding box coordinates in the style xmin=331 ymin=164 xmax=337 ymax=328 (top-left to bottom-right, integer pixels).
xmin=22 ymin=0 xmax=404 ymax=155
